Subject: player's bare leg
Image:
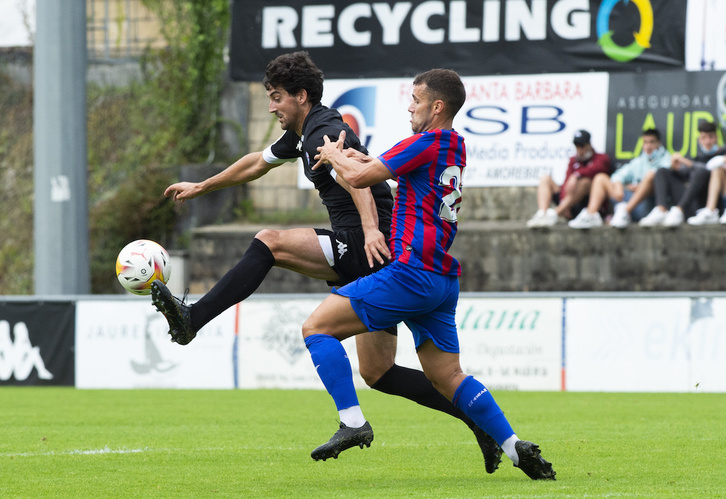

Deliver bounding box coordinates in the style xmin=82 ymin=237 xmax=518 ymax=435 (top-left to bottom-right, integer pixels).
xmin=152 ymin=228 xmax=337 ymax=344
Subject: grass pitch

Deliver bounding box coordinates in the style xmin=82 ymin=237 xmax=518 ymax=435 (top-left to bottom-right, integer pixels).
xmin=1 ymin=389 xmax=724 ymax=498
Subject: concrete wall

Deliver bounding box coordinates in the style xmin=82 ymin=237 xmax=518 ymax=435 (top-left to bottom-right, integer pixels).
xmin=185 ymin=221 xmax=726 ymax=293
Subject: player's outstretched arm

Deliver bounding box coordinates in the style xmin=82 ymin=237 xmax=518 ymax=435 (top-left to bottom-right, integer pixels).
xmin=164 ymin=151 xmax=276 ymax=202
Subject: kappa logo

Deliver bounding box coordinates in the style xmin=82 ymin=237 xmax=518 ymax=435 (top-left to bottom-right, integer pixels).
xmin=336 ymin=239 xmax=348 ymax=259
xmin=0 ymin=320 xmax=54 ymax=381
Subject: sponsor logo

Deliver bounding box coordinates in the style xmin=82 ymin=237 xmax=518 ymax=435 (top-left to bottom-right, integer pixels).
xmin=130 ymin=314 xmax=178 ymax=375
xmin=260 ymin=1 xmax=592 ymax=49
xmin=0 ymin=320 xmax=54 ymax=381
xmin=596 ymin=0 xmax=654 ymax=63
xmin=262 ymin=304 xmax=310 ymax=365
xmin=718 ymin=73 xmax=726 ymax=129
xmin=336 ymin=239 xmax=348 ymax=259
xmin=331 ymin=86 xmax=376 ymax=149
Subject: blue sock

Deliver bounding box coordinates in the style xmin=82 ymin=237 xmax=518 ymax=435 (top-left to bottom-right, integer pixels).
xmin=304 ymin=334 xmax=359 ymax=410
xmin=452 ymin=376 xmax=514 ymax=445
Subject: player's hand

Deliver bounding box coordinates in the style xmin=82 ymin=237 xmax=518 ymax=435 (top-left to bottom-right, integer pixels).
xmin=363 ymin=228 xmax=391 ymax=268
xmin=163 ymin=182 xmax=203 ymax=202
xmin=313 ymin=131 xmax=346 ymax=170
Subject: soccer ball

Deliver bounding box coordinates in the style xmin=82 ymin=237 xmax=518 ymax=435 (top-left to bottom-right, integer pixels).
xmin=115 ymin=239 xmax=172 ymax=295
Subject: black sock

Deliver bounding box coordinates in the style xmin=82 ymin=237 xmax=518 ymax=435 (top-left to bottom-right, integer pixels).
xmin=190 ymin=238 xmax=275 ymax=331
xmin=371 ymin=364 xmax=477 ymax=429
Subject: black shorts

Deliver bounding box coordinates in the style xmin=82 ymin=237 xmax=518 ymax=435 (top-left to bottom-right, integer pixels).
xmin=314 ymin=227 xmax=397 ymax=336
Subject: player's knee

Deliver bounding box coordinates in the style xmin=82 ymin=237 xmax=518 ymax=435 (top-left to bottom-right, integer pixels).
xmin=301 ymin=317 xmax=318 ymax=339
xmin=254 ymin=229 xmax=279 ymax=253
xmin=358 ymin=361 xmax=391 ymax=387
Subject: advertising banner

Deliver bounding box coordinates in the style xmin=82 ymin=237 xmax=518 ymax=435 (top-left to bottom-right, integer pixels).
xmin=0 ymin=301 xmax=75 ymax=386
xmin=606 ymin=69 xmax=726 ymax=168
xmin=565 ymin=297 xmax=726 ymax=392
xmin=315 ymin=72 xmax=609 ymax=187
xmin=230 ymin=0 xmax=685 ymax=81
xmin=235 ymin=296 xmax=562 ymax=391
xmin=234 ymin=297 xmax=368 ymax=389
xmin=75 ymin=300 xmax=236 ymax=389
xmin=685 ymin=0 xmax=726 ymax=72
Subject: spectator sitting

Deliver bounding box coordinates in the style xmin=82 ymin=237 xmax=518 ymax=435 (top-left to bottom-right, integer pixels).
xmin=686 ymin=151 xmax=726 ymax=225
xmin=569 ymin=128 xmax=671 ymax=229
xmin=638 ymin=121 xmax=721 ymax=227
xmin=526 ymin=130 xmax=612 ymax=227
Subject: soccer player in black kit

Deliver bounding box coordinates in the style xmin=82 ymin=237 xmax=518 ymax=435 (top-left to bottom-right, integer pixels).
xmin=151 ymin=51 xmax=502 ymax=470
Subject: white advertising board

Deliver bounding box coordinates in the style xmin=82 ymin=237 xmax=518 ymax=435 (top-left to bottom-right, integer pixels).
xmin=395 ymin=297 xmax=563 ymax=391
xmin=75 ymin=300 xmax=236 ymax=389
xmin=565 ymin=297 xmax=726 ymax=392
xmin=319 ymin=72 xmax=609 ymax=187
xmin=234 ymin=298 xmax=366 ymax=389
xmin=236 ymin=296 xmax=562 ymax=391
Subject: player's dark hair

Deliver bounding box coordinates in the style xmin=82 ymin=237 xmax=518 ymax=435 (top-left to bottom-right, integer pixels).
xmin=413 ymin=69 xmax=466 ymax=119
xmin=641 ymin=128 xmax=661 ymax=141
xmin=697 ymin=120 xmax=717 ymax=134
xmin=264 ymin=51 xmax=324 ymax=105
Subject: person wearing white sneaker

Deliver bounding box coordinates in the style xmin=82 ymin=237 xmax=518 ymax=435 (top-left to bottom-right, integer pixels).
xmin=527 ymin=130 xmax=611 ymax=228
xmin=569 ymin=129 xmax=671 ymax=229
xmin=648 ymin=121 xmax=723 ymax=227
xmin=686 ymin=151 xmax=726 ymax=226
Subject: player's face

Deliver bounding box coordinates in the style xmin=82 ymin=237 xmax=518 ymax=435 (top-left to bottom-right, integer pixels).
xmin=267 ymin=86 xmax=305 ymax=133
xmin=642 ymin=135 xmax=660 ymax=155
xmin=698 ymin=131 xmax=718 ymax=152
xmin=408 ymin=84 xmax=436 ymax=134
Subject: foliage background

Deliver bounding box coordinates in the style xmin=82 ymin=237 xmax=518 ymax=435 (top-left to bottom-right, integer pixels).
xmin=0 ymin=0 xmax=231 ymax=294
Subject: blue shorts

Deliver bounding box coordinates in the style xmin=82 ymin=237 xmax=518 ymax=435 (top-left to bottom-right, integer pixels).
xmin=332 ymin=260 xmax=460 ymax=353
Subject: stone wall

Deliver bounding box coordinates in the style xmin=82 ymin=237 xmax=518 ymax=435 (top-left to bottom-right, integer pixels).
xmin=185 ymin=221 xmax=726 ymax=293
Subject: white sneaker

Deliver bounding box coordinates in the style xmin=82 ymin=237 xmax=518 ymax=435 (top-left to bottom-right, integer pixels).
xmin=526 ymin=209 xmax=546 ymax=227
xmin=639 ymin=207 xmax=668 ymax=227
xmin=610 ymin=202 xmax=631 ymax=228
xmin=687 ymin=208 xmax=719 ymax=226
xmin=526 ymin=208 xmax=558 ymax=227
xmin=568 ymin=209 xmax=603 ymax=229
xmin=663 ymin=206 xmax=684 ymax=227
xmin=540 ymin=208 xmax=558 ymax=226
xmin=720 ymin=211 xmax=726 ymax=225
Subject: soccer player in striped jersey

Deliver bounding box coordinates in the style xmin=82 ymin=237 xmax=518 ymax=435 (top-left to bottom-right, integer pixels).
xmin=151 ymin=52 xmax=501 ymax=471
xmin=306 ymin=69 xmax=555 ymax=480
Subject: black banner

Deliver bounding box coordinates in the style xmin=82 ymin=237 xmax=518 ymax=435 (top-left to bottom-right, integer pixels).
xmin=230 ymin=0 xmax=686 ymax=81
xmin=606 ymin=70 xmax=726 ymax=168
xmin=0 ymin=301 xmax=75 ymax=386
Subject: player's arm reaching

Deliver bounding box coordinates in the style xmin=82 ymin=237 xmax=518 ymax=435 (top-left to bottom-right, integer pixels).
xmin=335 ymin=173 xmax=390 ymax=267
xmin=315 ymin=131 xmax=393 ymax=189
xmin=164 ymin=152 xmax=278 ymax=202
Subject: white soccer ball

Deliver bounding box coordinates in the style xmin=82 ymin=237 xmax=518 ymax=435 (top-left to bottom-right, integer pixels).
xmin=115 ymin=239 xmax=172 ymax=295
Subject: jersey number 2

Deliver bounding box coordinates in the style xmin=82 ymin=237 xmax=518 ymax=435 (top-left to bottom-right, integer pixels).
xmin=438 ymin=165 xmax=463 ymax=223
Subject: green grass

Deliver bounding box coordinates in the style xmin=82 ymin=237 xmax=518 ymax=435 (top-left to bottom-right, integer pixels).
xmin=1 ymin=389 xmax=725 ymax=498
